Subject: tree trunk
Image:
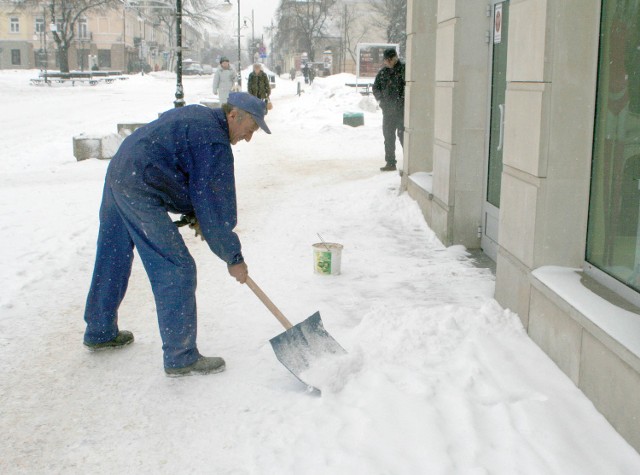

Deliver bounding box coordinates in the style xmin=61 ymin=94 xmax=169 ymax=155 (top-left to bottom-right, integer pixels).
xmin=307 ymin=38 xmax=315 ymax=61
xmin=58 ymin=43 xmax=70 ymax=73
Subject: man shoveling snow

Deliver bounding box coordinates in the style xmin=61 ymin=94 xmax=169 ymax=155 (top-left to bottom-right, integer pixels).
xmin=82 ymin=92 xmax=270 ymax=376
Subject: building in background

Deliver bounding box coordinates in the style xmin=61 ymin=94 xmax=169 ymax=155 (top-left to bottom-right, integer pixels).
xmin=272 ymin=0 xmax=387 ymax=77
xmin=0 ymin=3 xmax=204 ymax=72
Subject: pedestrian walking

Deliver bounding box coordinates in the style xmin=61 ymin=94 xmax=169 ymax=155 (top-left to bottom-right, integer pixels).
xmin=247 ymin=63 xmax=272 ymax=111
xmin=372 ymin=48 xmax=405 ymax=172
xmin=82 ymin=92 xmax=271 ymax=377
xmin=213 ymin=56 xmax=237 ymax=104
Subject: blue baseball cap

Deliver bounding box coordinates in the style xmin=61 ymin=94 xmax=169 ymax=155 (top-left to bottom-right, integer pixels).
xmin=227 ymin=92 xmax=271 ymax=134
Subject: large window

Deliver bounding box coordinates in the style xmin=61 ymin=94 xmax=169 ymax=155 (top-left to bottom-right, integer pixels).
xmin=587 ymin=0 xmax=640 ymax=291
xmin=78 ymin=18 xmax=88 ymax=39
xmin=10 ymin=17 xmax=19 ymax=33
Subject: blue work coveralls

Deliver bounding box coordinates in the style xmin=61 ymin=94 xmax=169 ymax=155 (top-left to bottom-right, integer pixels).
xmin=83 ymin=105 xmax=243 ymax=369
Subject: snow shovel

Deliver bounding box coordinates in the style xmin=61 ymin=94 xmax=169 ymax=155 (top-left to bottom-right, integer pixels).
xmin=245 ymin=276 xmax=346 ymax=389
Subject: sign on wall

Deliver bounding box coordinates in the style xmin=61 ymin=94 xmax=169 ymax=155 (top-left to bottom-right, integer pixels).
xmin=356 ymin=43 xmax=400 ymax=83
xmin=494 ymin=3 xmax=503 ymax=44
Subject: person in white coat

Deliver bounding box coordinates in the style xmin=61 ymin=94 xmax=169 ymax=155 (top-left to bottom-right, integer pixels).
xmin=213 ymin=56 xmax=237 ymax=104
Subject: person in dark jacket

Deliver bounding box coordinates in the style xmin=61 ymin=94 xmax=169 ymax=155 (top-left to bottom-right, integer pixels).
xmin=308 ymin=65 xmax=315 ymax=85
xmin=247 ymin=63 xmax=271 ymax=110
xmin=83 ymin=92 xmax=271 ymax=377
xmin=372 ymin=48 xmax=405 ymax=171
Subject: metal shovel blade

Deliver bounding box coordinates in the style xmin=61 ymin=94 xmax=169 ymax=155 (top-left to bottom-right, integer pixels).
xmin=244 ymin=277 xmax=346 ymax=391
xmin=269 ymin=311 xmax=347 ymax=388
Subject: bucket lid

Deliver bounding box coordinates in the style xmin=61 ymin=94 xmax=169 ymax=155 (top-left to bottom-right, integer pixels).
xmin=312 ymin=242 xmax=343 ymax=250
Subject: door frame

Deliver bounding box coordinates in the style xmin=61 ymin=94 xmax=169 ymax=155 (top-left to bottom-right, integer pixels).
xmin=481 ymin=0 xmax=509 ymax=261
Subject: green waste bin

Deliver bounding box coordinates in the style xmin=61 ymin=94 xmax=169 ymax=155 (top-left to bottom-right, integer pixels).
xmin=343 ymin=112 xmax=364 ymax=127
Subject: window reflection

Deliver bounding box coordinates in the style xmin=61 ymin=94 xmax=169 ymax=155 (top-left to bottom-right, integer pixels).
xmin=587 ymin=0 xmax=640 ymax=290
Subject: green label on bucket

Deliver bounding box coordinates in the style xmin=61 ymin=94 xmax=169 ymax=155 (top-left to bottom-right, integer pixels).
xmin=315 ymin=251 xmax=332 ymax=274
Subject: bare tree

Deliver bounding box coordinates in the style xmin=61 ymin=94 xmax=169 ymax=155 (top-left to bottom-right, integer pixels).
xmin=370 ymin=0 xmax=406 ymax=53
xmin=337 ymin=2 xmax=368 ymax=69
xmin=275 ymin=0 xmax=337 ymax=62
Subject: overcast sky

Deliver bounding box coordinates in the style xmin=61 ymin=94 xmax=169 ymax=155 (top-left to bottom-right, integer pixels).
xmin=217 ymin=0 xmax=281 ymax=43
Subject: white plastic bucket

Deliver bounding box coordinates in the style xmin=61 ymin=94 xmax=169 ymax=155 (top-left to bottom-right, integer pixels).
xmin=312 ymin=243 xmax=343 ymax=275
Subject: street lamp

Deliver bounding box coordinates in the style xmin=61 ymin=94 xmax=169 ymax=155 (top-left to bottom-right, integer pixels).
xmin=174 ymin=0 xmax=184 ymax=107
xmin=37 ymin=6 xmax=49 ymax=80
xmin=243 ymin=9 xmax=255 ymax=63
xmin=78 ymin=31 xmax=91 ymax=72
xmin=221 ymin=0 xmax=244 ymax=87
xmin=236 ymin=0 xmax=241 ymax=87
xmin=33 ymin=15 xmax=48 ymax=73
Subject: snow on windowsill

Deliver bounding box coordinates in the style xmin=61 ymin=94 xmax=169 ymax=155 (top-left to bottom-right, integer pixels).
xmin=408 ymin=172 xmax=433 ymax=195
xmin=532 ymin=266 xmax=640 ymax=360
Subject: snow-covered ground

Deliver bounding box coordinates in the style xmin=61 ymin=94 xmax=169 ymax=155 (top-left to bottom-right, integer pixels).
xmin=1 ymin=69 xmax=639 ymax=474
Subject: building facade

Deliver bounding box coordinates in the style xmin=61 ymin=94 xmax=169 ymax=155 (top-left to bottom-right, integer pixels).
xmin=404 ymin=0 xmax=640 ymax=452
xmin=0 ymin=3 xmax=202 ymax=72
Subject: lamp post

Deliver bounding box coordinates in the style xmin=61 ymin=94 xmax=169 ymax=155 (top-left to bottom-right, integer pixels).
xmin=236 ymin=0 xmax=241 ymax=87
xmin=221 ymin=0 xmax=241 ymax=87
xmin=243 ymin=9 xmax=254 ymax=63
xmin=80 ymin=38 xmax=85 ymax=71
xmin=79 ymin=32 xmax=90 ymax=72
xmin=34 ymin=10 xmax=48 ymax=73
xmin=122 ymin=3 xmax=126 ymax=73
xmin=42 ymin=6 xmax=48 ymax=76
xmin=265 ymin=19 xmax=275 ymax=70
xmin=174 ymin=0 xmax=184 ymax=107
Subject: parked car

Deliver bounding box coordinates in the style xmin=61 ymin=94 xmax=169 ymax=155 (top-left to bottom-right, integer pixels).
xmin=183 ymin=63 xmax=204 ymax=76
xmin=202 ymin=64 xmax=214 ymax=75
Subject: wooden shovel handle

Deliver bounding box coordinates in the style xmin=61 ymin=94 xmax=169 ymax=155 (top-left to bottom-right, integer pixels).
xmin=245 ymin=276 xmax=293 ymax=330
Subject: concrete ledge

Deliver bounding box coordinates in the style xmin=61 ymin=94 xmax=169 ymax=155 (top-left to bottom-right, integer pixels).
xmin=528 ymin=285 xmax=582 ymax=383
xmin=408 ymin=171 xmax=433 ymax=196
xmin=117 ymin=123 xmax=147 ymax=137
xmin=529 ymin=266 xmax=640 ymax=453
xmin=580 ymin=332 xmax=640 ymax=452
xmin=531 ymin=266 xmax=640 ymax=369
xmin=495 ymin=247 xmax=533 ymax=325
xmin=200 ymin=99 xmax=221 ymax=109
xmin=407 ymin=173 xmax=433 ymax=225
xmin=74 ymin=121 xmax=146 ymax=161
xmin=73 ymin=135 xmax=101 ymax=161
xmin=73 ymin=133 xmax=123 ymax=161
